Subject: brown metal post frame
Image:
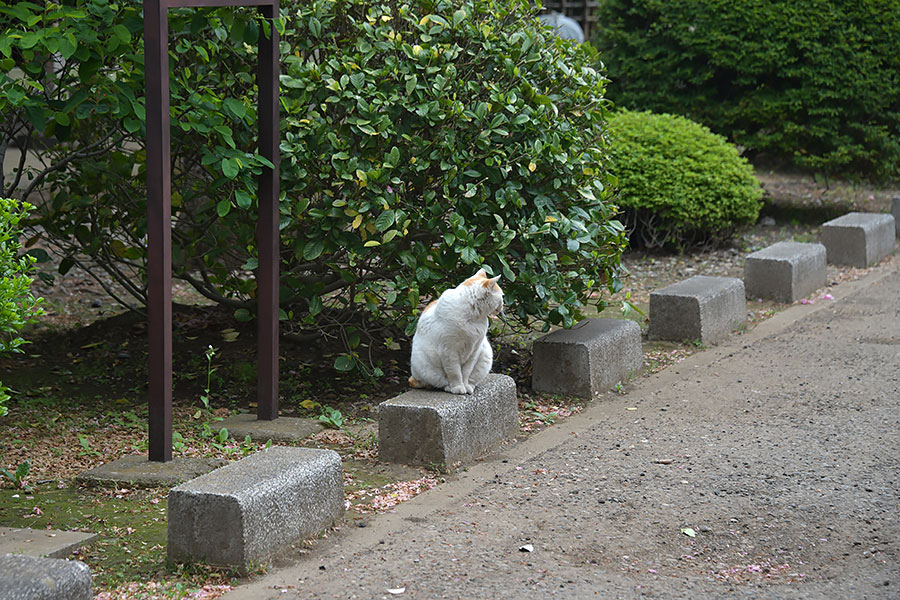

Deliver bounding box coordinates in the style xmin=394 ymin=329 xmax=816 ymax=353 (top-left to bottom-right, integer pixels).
xmin=144 ymin=0 xmax=281 ymax=462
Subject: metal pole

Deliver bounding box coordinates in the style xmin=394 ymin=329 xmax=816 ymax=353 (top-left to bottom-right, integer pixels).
xmin=144 ymin=0 xmax=173 ymax=462
xmin=256 ymin=1 xmax=280 ymax=420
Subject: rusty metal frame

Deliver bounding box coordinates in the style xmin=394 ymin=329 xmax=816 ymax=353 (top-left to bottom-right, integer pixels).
xmin=144 ymin=0 xmax=280 ymax=462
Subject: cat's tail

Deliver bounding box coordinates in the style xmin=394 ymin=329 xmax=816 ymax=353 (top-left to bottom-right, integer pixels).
xmin=408 ymin=376 xmax=428 ymax=389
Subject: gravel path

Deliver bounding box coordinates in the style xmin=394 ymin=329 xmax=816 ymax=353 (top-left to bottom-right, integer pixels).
xmin=223 ymin=255 xmax=899 ymax=600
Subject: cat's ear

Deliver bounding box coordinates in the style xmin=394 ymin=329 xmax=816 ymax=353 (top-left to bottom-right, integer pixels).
xmin=482 ymin=275 xmax=501 ymax=288
xmin=474 ymin=268 xmax=487 ymax=278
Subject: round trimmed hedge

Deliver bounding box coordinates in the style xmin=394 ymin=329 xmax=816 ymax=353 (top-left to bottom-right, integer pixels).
xmin=596 ymin=0 xmax=900 ymax=180
xmin=607 ymin=110 xmax=763 ymax=248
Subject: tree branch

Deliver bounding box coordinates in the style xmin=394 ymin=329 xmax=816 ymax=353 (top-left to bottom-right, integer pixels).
xmin=178 ymin=270 xmax=250 ymax=309
xmin=19 ymin=129 xmax=123 ymax=201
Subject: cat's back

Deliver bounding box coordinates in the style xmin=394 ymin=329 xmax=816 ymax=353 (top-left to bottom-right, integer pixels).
xmin=413 ymin=298 xmax=441 ymax=338
xmin=413 ymin=288 xmax=466 ymax=339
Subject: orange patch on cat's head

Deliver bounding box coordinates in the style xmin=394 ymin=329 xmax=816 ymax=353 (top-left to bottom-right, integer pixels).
xmin=462 ymin=269 xmax=488 ymax=287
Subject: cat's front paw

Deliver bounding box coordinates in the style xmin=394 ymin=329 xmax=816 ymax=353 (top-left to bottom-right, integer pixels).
xmin=446 ymin=384 xmax=468 ymax=395
xmin=465 ymin=384 xmax=475 ymax=394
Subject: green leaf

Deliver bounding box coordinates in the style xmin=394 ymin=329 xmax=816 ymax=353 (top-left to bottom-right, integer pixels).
xmin=375 ymin=210 xmax=395 ymax=232
xmin=309 ymin=17 xmax=322 ymax=38
xmin=112 ymin=25 xmax=131 ymax=44
xmin=235 ymin=190 xmax=252 ymax=209
xmin=216 ymin=199 xmax=231 ymax=217
xmin=223 ymin=98 xmax=246 ymax=120
xmin=308 ymin=295 xmax=323 ymax=316
xmin=333 ymin=355 xmax=354 ymax=371
xmin=405 ymin=75 xmax=417 ymax=95
xmin=221 ymin=158 xmax=239 ymax=179
xmin=58 ymin=257 xmax=75 ymax=275
xmin=303 ymin=239 xmax=324 ymax=260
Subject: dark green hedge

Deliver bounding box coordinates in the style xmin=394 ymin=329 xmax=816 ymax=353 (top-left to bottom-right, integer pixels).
xmin=596 ymin=0 xmax=900 ymax=180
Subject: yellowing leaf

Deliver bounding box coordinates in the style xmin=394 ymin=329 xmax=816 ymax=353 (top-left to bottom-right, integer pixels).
xmin=544 ymin=215 xmax=558 ymax=223
xmin=364 ymin=240 xmax=381 ymax=247
xmin=300 ymin=399 xmax=319 ymax=410
xmin=528 ymin=162 xmax=537 ymax=172
xmin=109 ymin=239 xmax=128 ymax=258
xmin=352 ymin=214 xmax=363 ymax=229
xmin=420 ymin=15 xmax=430 ymax=25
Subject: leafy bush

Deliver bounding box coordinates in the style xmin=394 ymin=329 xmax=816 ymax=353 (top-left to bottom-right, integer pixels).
xmin=0 ymin=198 xmax=43 ymax=415
xmin=1 ymin=0 xmax=626 ymax=371
xmin=595 ymin=0 xmax=900 ymax=179
xmin=607 ymin=110 xmax=763 ymax=248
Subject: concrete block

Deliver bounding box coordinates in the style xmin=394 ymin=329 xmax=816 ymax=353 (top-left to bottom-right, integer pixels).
xmin=744 ymin=241 xmax=827 ymax=302
xmin=0 ymin=527 xmax=97 ymax=559
xmin=378 ymin=374 xmax=517 ymax=466
xmin=821 ymin=212 xmax=895 ymax=267
xmin=217 ymin=414 xmax=323 ymax=444
xmin=531 ymin=318 xmax=642 ymax=398
xmin=649 ymin=276 xmax=746 ymax=344
xmin=892 ymin=197 xmax=900 ymax=237
xmin=77 ymin=455 xmax=224 ymax=488
xmin=167 ymin=446 xmax=343 ymax=572
xmin=0 ymin=554 xmax=92 ymax=600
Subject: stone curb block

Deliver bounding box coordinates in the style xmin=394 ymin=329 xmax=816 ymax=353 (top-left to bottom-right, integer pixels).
xmin=531 ymin=318 xmax=642 ymax=398
xmin=821 ymin=212 xmax=895 ymax=268
xmin=649 ymin=276 xmax=746 ymax=344
xmin=378 ymin=374 xmax=517 ymax=466
xmin=892 ymin=197 xmax=900 ymax=237
xmin=744 ymin=241 xmax=827 ymax=303
xmin=167 ymin=446 xmax=343 ymax=572
xmin=0 ymin=554 xmax=92 ymax=600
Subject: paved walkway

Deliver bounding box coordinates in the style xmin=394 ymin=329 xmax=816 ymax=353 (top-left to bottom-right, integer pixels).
xmin=224 ymin=256 xmax=900 ymax=600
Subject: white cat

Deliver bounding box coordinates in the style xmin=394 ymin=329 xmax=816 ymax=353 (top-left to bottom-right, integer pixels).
xmin=409 ymin=269 xmax=503 ymax=395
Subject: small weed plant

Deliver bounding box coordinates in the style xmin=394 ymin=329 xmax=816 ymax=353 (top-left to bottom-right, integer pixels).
xmin=319 ymin=406 xmax=344 ymax=430
xmin=196 ymin=345 xmax=225 ymax=439
xmin=0 ymin=459 xmax=30 ymax=490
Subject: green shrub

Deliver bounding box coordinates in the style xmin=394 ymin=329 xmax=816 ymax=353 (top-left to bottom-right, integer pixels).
xmin=0 ymin=198 xmax=43 ymax=416
xmin=596 ymin=0 xmax=900 ymax=180
xmin=1 ymin=0 xmax=626 ymax=372
xmin=607 ymin=110 xmax=763 ymax=248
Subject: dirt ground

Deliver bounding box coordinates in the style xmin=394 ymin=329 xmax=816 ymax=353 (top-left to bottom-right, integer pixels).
xmin=1 ymin=171 xmax=898 ymax=597
xmin=224 ymin=254 xmax=900 ymax=600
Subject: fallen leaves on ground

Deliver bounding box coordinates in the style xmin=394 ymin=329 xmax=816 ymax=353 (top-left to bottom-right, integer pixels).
xmin=94 ymin=582 xmax=233 ymax=600
xmin=344 ymin=474 xmax=440 ymax=513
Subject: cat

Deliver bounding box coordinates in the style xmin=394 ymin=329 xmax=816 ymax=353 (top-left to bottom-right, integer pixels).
xmin=408 ymin=269 xmax=503 ymax=395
